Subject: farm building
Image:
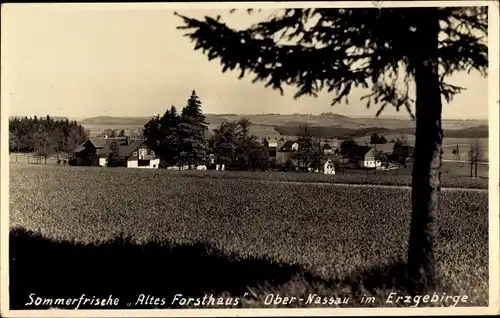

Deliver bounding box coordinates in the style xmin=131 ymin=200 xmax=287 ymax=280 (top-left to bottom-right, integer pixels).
xmin=71 ymin=137 xmax=160 ymax=168
xmin=70 ymin=137 xmax=117 ymax=166
xmin=70 ymin=140 xmax=100 ymax=166
xmin=350 ymin=146 xmax=382 ymax=169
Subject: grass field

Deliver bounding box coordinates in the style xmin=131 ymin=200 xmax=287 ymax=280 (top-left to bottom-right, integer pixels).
xmin=9 ymin=153 xmax=489 ymax=187
xmin=9 ymin=164 xmax=488 ymax=308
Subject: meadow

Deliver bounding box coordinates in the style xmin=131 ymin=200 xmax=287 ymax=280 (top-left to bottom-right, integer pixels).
xmin=9 ymin=153 xmax=489 ymax=187
xmin=9 ymin=164 xmax=489 ymax=308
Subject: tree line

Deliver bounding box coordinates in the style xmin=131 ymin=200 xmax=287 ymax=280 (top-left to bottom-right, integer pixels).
xmin=143 ymin=90 xmax=271 ymax=170
xmin=9 ymin=116 xmax=88 ymax=162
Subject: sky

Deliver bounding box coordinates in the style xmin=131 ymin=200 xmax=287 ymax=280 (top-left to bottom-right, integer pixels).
xmin=2 ymin=3 xmax=490 ymax=120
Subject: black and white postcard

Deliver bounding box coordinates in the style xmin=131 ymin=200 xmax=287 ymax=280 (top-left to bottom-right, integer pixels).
xmin=1 ymin=1 xmax=499 ymax=317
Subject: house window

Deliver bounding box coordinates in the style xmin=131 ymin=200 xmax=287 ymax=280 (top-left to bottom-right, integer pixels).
xmin=138 ymin=159 xmax=150 ymax=167
xmin=137 ymin=148 xmax=147 ymax=159
xmin=133 ymin=151 xmax=138 ymax=156
xmin=150 ymin=150 xmax=155 ymax=156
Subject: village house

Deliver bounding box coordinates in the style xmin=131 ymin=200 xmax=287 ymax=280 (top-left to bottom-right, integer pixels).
xmin=324 ymin=159 xmax=335 ymax=174
xmin=71 ymin=137 xmax=160 ymax=168
xmin=350 ymin=146 xmax=382 ymax=169
xmin=323 ymin=143 xmax=334 ymax=154
xmin=70 ymin=138 xmax=110 ymax=166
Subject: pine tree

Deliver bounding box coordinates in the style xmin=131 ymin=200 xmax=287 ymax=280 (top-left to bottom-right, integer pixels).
xmin=176 ymin=6 xmax=488 ymax=293
xmin=182 ymin=90 xmax=209 ymax=128
xmin=179 ymin=91 xmax=209 ymax=167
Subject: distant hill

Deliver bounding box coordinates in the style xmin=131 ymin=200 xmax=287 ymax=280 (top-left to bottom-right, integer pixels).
xmin=78 ymin=114 xmax=488 ymax=140
xmin=79 ymin=113 xmax=358 ymax=128
xmin=274 ymin=124 xmax=488 ymax=139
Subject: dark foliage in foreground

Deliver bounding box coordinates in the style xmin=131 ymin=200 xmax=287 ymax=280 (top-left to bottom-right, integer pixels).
xmin=10 ymin=227 xmax=302 ymax=309
xmin=10 ymin=227 xmax=465 ymax=310
xmin=10 ymin=227 xmax=486 ymax=309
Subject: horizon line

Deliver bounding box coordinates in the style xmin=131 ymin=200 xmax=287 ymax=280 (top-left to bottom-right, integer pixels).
xmin=8 ymin=113 xmax=489 ymax=121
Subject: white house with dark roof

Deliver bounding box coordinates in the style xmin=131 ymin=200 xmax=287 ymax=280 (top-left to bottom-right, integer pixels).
xmin=324 ymin=159 xmax=335 ymax=174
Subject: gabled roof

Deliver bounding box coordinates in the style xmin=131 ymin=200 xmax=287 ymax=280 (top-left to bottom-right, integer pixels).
xmin=73 ymin=144 xmax=87 ymax=153
xmin=372 ymin=143 xmax=394 ymax=154
xmin=89 ymin=138 xmax=117 ymax=148
xmin=73 ymin=139 xmax=98 ymax=153
xmin=97 ymin=139 xmax=148 ymax=158
xmin=358 ymin=145 xmax=373 ymax=155
xmin=121 ymin=139 xmax=146 ymax=157
xmin=324 ymin=158 xmax=335 ymax=166
xmin=73 ymin=137 xmax=127 ymax=153
xmin=349 ymin=145 xmax=373 ymax=159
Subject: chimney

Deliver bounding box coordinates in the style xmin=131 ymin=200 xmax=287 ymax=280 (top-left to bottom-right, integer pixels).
xmin=125 ymin=136 xmax=130 ymax=145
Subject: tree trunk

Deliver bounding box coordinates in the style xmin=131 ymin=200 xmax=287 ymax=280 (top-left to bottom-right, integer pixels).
xmin=474 ymin=160 xmax=478 ymax=178
xmin=470 ymin=160 xmax=474 ymax=178
xmin=407 ymin=7 xmax=442 ymax=294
